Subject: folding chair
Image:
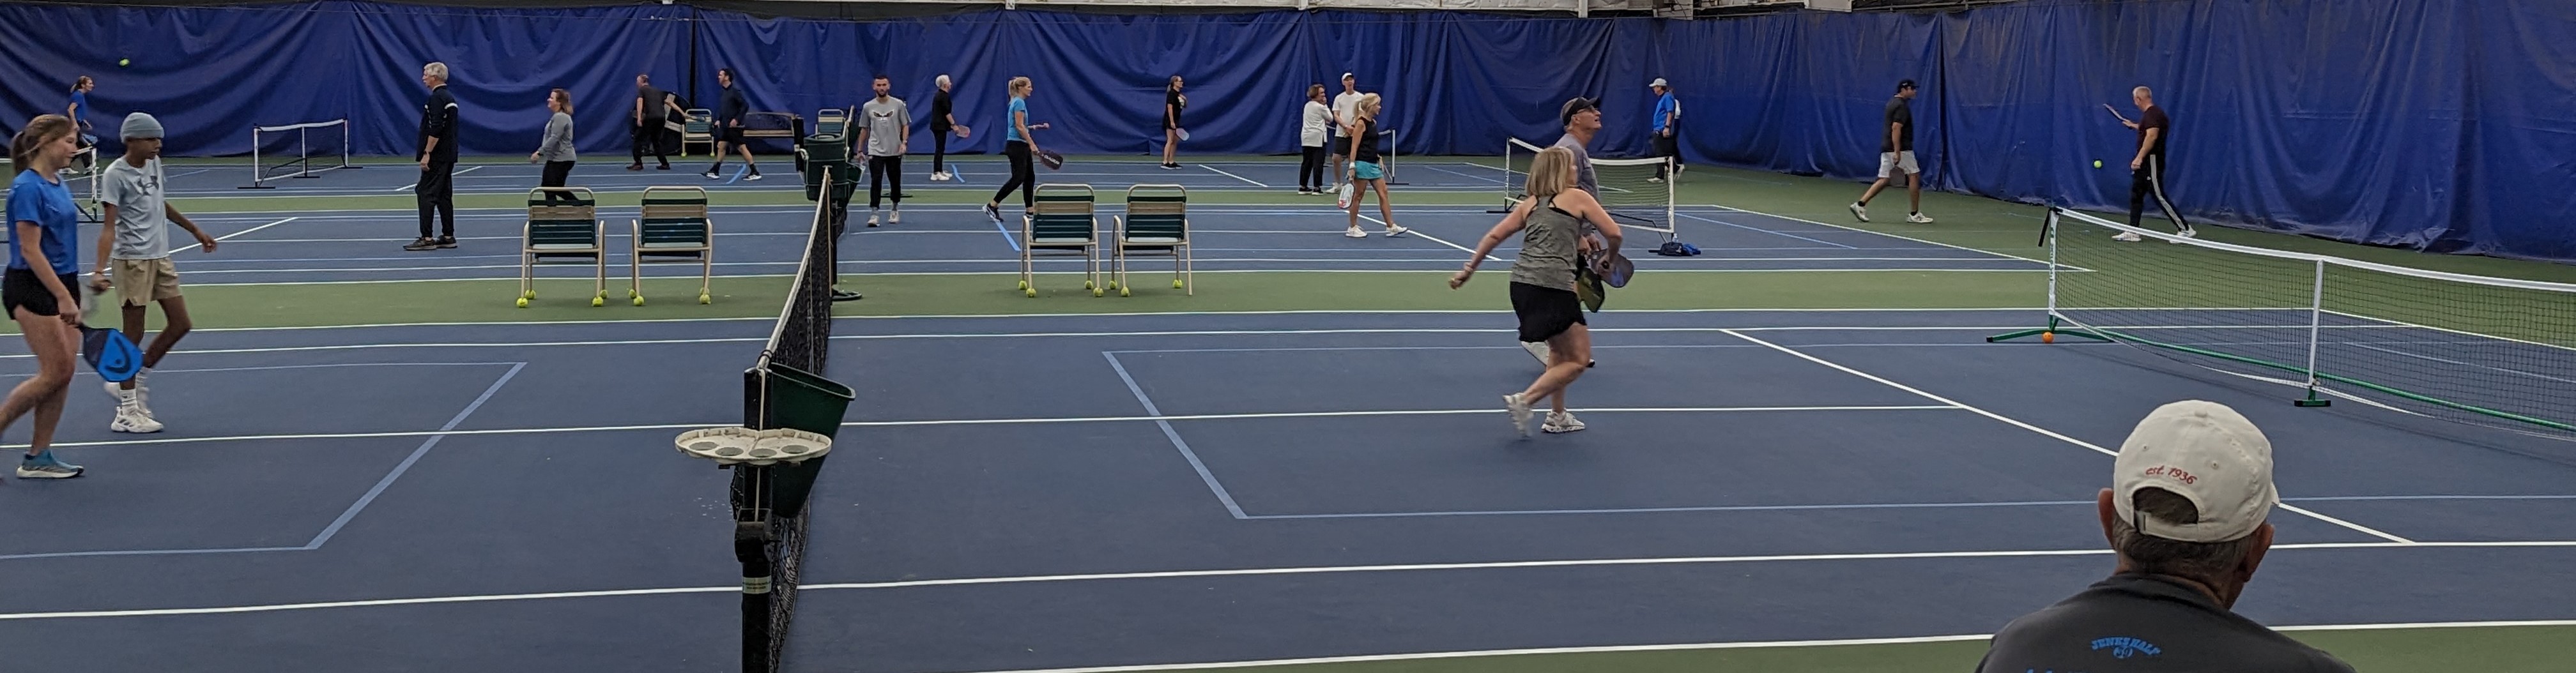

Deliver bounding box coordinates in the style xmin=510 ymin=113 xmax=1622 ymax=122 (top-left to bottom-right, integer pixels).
xmin=682 ymin=109 xmax=714 ymax=156
xmin=1019 ymin=183 xmax=1103 ymax=298
xmin=518 ymin=187 xmax=608 ymax=307
xmin=631 ymin=186 xmax=714 ymax=306
xmin=814 ymin=108 xmax=849 ymax=137
xmin=1113 ymin=185 xmax=1192 ymax=296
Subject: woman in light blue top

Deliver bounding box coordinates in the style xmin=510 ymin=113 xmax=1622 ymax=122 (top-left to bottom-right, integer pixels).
xmin=985 ymin=77 xmax=1046 ymax=222
xmin=4 ymin=115 xmax=91 ymax=478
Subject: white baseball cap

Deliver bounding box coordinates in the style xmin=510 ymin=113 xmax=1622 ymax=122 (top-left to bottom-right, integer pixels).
xmin=2112 ymin=400 xmax=2279 ymax=543
xmin=1342 ymin=72 xmax=1356 ymax=80
xmin=1649 ymin=78 xmax=1669 ymax=88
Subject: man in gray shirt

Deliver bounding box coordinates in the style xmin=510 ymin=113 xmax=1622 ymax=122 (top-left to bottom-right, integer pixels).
xmin=1526 ymin=96 xmax=1602 ymax=369
xmin=1976 ymin=400 xmax=2356 ymax=673
xmin=857 ymin=75 xmax=912 ymax=227
xmin=90 ymin=112 xmax=218 ymax=434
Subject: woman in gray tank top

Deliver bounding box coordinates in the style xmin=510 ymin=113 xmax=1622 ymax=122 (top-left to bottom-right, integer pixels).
xmin=1448 ymin=146 xmax=1623 ymax=436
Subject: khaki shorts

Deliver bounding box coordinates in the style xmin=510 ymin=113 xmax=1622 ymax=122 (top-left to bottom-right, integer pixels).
xmin=112 ymin=257 xmax=182 ymax=306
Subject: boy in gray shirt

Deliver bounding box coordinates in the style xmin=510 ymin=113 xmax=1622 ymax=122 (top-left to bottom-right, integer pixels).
xmin=89 ymin=112 xmax=218 ymax=434
xmin=857 ymin=75 xmax=912 ymax=227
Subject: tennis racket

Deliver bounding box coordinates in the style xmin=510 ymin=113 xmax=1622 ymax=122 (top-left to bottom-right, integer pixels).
xmin=76 ymin=282 xmax=142 ymax=382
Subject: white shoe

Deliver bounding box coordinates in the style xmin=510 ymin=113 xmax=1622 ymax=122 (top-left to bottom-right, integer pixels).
xmin=1647 ymin=176 xmax=1663 ymax=183
xmin=890 ymin=210 xmax=901 ymax=225
xmin=1344 ymin=227 xmax=1367 ymax=238
xmin=2112 ymin=232 xmax=2143 ymax=242
xmin=1906 ymin=213 xmax=1935 ymax=224
xmin=110 ymin=402 xmax=162 ymax=434
xmin=867 ymin=212 xmax=880 ymax=227
xmin=1523 ymin=340 xmax=1552 ymax=365
xmin=1384 ymin=225 xmax=1408 ymax=238
xmin=1541 ymin=411 xmax=1586 ymax=434
xmin=2175 ymin=228 xmax=2198 ymax=240
xmin=1848 ymin=202 xmax=1869 ymax=222
xmin=1504 ymin=393 xmax=1534 ymax=437
xmin=104 ymin=380 xmax=151 ymax=416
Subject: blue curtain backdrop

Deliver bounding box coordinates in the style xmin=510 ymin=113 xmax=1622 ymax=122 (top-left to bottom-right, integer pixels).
xmin=0 ymin=0 xmax=2567 ymax=261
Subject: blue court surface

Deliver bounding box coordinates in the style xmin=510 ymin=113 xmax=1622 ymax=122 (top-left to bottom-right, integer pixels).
xmin=4 ymin=309 xmax=2572 ymax=672
xmin=142 ymin=200 xmax=2040 ymax=287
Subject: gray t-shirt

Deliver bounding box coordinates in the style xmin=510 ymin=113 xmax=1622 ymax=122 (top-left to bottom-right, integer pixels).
xmin=100 ymin=158 xmax=170 ymax=261
xmin=1977 ymin=573 xmax=2356 ymax=673
xmin=1552 ymin=133 xmax=1598 ymax=196
xmin=1508 ymin=195 xmax=1580 ymax=292
xmin=539 ymin=112 xmax=576 ymax=162
xmin=861 ymin=96 xmax=912 ymax=158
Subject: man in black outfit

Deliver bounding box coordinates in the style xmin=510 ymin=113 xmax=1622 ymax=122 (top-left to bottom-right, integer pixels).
xmin=629 ymin=73 xmax=672 ymax=171
xmin=2113 ymin=86 xmax=2195 ymax=241
xmin=928 ymin=74 xmax=963 ymax=181
xmin=406 ymin=61 xmax=459 ymax=252
xmin=1975 ymin=400 xmax=2355 ymax=673
xmin=703 ymin=68 xmax=761 ymax=181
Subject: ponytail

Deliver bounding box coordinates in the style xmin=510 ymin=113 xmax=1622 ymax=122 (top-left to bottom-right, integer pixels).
xmin=12 ymin=115 xmax=74 ymax=173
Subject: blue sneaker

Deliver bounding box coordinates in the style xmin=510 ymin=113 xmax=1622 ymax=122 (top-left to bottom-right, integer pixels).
xmin=17 ymin=450 xmax=83 ymax=479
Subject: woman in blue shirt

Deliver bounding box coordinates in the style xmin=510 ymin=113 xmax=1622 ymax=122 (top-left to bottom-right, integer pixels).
xmin=4 ymin=114 xmax=90 ymax=478
xmin=67 ymin=76 xmax=97 ymax=172
xmin=983 ymin=77 xmax=1046 ymax=222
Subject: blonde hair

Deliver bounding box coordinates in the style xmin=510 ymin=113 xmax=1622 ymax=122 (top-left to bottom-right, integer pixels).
xmin=1358 ymin=93 xmax=1382 ymax=118
xmin=423 ymin=62 xmax=448 ymax=80
xmin=1526 ymin=146 xmax=1575 ymax=200
xmin=1008 ymin=77 xmax=1032 ymax=97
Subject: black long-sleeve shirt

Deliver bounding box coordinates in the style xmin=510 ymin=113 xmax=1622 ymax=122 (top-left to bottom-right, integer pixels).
xmin=417 ymin=85 xmax=459 ymax=164
xmin=717 ymin=86 xmax=748 ymax=127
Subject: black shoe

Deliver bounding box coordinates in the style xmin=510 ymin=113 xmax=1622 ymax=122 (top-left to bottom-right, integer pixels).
xmin=402 ymin=237 xmax=438 ymax=252
xmin=830 ymin=289 xmax=863 ymax=302
xmin=983 ymin=204 xmax=1002 ymax=222
xmin=436 ymin=236 xmax=457 ymax=249
xmin=657 ymin=163 xmax=671 ymax=170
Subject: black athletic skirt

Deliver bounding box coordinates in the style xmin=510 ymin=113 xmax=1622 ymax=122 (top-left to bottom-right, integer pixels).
xmin=1510 ymin=280 xmax=1584 ymax=343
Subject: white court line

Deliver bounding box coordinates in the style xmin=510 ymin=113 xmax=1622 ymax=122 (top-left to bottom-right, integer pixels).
xmin=1354 ymin=212 xmax=1493 ymax=262
xmin=1708 ymin=202 xmax=2052 ymax=266
xmin=1721 ymin=328 xmax=2421 ymax=545
xmin=1200 ymin=165 xmax=1269 ymax=188
xmin=172 ymin=216 xmax=298 ymax=253
xmin=65 ymin=308 xmax=2028 ymax=337
xmin=10 ymin=405 xmax=1959 ymax=450
xmin=0 ymin=325 xmax=2037 ymax=360
xmin=387 ymin=165 xmax=483 ymax=192
xmin=1676 ymin=212 xmax=1857 ymax=250
xmin=8 ymin=541 xmax=2574 ymax=620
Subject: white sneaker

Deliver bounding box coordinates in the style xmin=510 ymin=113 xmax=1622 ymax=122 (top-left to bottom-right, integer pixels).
xmin=1647 ymin=176 xmax=1664 ymax=183
xmin=1523 ymin=340 xmax=1552 ymax=365
xmin=110 ymin=402 xmax=162 ymax=434
xmin=1541 ymin=411 xmax=1586 ymax=434
xmin=1848 ymin=202 xmax=1869 ymax=222
xmin=2112 ymin=232 xmax=2143 ymax=242
xmin=867 ymin=211 xmax=880 ymax=227
xmin=1906 ymin=213 xmax=1935 ymax=224
xmin=890 ymin=210 xmax=901 ymax=225
xmin=1384 ymin=225 xmax=1408 ymax=238
xmin=1503 ymin=393 xmax=1534 ymax=437
xmin=2175 ymin=228 xmax=2198 ymax=240
xmin=1345 ymin=227 xmax=1367 ymax=238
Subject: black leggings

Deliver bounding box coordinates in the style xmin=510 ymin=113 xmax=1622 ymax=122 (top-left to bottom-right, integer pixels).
xmin=869 ymin=155 xmax=903 ymax=209
xmin=992 ymin=140 xmax=1036 ymax=208
xmin=540 ymin=160 xmax=577 ymax=203
xmin=1299 ymin=146 xmax=1328 ymax=190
